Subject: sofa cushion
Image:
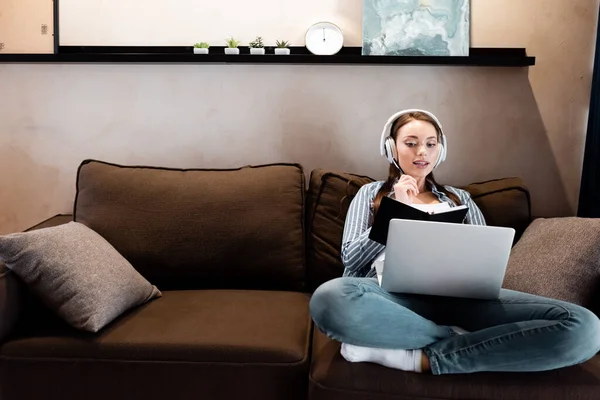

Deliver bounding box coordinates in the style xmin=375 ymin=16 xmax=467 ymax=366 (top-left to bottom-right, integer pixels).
xmin=502 ymin=217 xmax=600 ymax=313
xmin=2 ymin=290 xmax=310 ymax=362
xmin=305 ymin=171 xmax=531 ymax=291
xmin=305 ymin=170 xmax=375 ymax=291
xmin=74 ymin=160 xmax=306 ymax=291
xmin=1 ymin=290 xmax=311 ymax=400
xmin=463 ymin=177 xmax=531 ymax=243
xmin=309 ymin=327 xmax=600 ymax=400
xmin=0 ymin=221 xmax=161 ymax=333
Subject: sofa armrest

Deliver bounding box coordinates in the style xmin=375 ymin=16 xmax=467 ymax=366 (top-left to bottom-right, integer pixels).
xmin=0 ymin=214 xmax=73 ymax=342
xmin=0 ymin=263 xmax=22 ymax=342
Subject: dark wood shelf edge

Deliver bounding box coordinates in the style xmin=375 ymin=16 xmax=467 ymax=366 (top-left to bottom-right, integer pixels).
xmin=0 ymin=47 xmax=536 ymax=67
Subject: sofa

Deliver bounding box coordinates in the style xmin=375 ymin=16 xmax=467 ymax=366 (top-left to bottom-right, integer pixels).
xmin=0 ymin=159 xmax=599 ymax=400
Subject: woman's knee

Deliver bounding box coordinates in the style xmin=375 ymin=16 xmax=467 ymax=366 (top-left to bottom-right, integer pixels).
xmin=310 ymin=278 xmax=351 ymax=324
xmin=309 ymin=277 xmax=368 ymax=331
xmin=563 ymin=305 xmax=600 ymax=364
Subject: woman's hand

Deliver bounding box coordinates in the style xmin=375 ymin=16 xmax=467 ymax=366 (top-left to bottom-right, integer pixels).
xmin=393 ymin=175 xmax=419 ymax=205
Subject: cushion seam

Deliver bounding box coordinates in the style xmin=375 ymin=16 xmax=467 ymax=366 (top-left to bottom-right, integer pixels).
xmin=298 ymin=164 xmax=308 ymax=292
xmin=0 ymin=354 xmax=310 ymax=367
xmin=76 ymin=158 xmax=304 ymax=173
xmin=468 ymin=177 xmax=523 ymax=185
xmin=468 ymin=186 xmax=528 ymax=200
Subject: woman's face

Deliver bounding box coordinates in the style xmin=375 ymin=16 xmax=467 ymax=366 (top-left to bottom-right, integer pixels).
xmin=394 ymin=119 xmax=440 ymax=178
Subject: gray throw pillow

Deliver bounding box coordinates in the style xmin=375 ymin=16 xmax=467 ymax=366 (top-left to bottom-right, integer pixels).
xmin=502 ymin=217 xmax=600 ymax=308
xmin=0 ymin=221 xmax=161 ymax=332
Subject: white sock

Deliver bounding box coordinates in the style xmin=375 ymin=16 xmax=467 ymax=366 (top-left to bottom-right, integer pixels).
xmin=450 ymin=326 xmax=470 ymax=335
xmin=340 ymin=343 xmax=423 ymax=372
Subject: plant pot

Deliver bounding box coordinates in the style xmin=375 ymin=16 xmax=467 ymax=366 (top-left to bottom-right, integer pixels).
xmin=194 ymin=48 xmax=209 ymax=55
xmin=224 ymin=48 xmax=240 ymax=55
xmin=274 ymin=48 xmax=290 ymax=55
xmin=250 ymin=48 xmax=265 ymax=55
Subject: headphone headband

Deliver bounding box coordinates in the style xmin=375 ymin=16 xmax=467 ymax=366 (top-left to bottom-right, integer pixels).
xmin=379 ymin=109 xmax=447 ymax=170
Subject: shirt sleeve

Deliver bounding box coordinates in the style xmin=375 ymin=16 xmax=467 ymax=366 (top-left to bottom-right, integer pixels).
xmin=340 ymin=182 xmax=386 ymax=277
xmin=453 ymin=188 xmax=487 ymax=226
xmin=465 ymin=195 xmax=487 ymax=226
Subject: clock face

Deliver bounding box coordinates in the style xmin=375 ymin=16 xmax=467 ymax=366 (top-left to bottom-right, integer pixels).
xmin=305 ymin=22 xmax=344 ymax=56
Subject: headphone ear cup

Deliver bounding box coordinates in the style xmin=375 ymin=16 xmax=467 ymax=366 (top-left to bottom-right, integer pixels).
xmin=434 ymin=135 xmax=447 ymax=169
xmin=434 ymin=144 xmax=444 ymax=169
xmin=384 ymin=137 xmax=397 ymax=165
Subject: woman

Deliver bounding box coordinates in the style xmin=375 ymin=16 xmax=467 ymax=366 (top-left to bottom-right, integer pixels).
xmin=309 ymin=109 xmax=600 ymax=375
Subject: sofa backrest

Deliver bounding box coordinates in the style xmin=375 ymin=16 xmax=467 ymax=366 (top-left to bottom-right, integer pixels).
xmin=72 ymin=160 xmax=532 ymax=294
xmin=74 ymin=160 xmax=306 ymax=292
xmin=305 ymin=170 xmax=532 ymax=292
xmin=304 ymin=170 xmax=375 ymax=291
xmin=462 ymin=177 xmax=531 ymax=242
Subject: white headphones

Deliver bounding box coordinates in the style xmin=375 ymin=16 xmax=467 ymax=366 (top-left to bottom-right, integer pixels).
xmin=380 ymin=109 xmax=447 ymax=171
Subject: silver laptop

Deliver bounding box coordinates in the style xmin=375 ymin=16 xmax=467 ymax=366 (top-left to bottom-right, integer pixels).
xmin=380 ymin=219 xmax=515 ymax=299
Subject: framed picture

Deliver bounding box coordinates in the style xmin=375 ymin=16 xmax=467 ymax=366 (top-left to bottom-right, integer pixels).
xmin=362 ymin=0 xmax=470 ymax=56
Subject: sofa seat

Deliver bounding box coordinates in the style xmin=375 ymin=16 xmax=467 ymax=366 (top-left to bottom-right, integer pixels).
xmin=1 ymin=290 xmax=312 ymax=400
xmin=309 ymin=327 xmax=600 ymax=400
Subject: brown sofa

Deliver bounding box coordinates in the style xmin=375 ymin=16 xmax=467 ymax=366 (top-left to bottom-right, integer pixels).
xmin=0 ymin=159 xmax=598 ymax=400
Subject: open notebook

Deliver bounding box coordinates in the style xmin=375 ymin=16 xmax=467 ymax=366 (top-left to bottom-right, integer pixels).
xmin=368 ymin=196 xmax=469 ymax=245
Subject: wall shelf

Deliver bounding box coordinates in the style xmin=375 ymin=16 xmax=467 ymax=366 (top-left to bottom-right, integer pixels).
xmin=0 ymin=47 xmax=535 ymax=67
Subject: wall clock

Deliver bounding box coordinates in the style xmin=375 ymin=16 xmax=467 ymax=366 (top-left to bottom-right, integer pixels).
xmin=305 ymin=22 xmax=344 ymax=56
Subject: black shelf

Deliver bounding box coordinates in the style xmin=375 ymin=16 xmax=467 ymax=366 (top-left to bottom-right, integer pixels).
xmin=0 ymin=47 xmax=535 ymax=66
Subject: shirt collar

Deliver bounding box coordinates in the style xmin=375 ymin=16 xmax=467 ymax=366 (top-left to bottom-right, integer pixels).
xmin=429 ymin=180 xmax=453 ymax=204
xmin=387 ymin=178 xmax=451 ymax=204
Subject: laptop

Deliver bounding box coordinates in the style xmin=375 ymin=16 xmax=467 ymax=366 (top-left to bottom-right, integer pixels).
xmin=379 ymin=219 xmax=515 ymax=300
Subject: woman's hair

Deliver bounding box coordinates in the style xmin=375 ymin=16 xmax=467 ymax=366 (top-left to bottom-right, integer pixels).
xmin=372 ymin=111 xmax=461 ymax=215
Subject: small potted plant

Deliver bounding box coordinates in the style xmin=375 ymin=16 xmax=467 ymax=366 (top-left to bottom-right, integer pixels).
xmin=224 ymin=37 xmax=241 ymax=55
xmin=193 ymin=42 xmax=210 ymax=55
xmin=249 ymin=36 xmax=265 ymax=55
xmin=274 ymin=40 xmax=290 ymax=55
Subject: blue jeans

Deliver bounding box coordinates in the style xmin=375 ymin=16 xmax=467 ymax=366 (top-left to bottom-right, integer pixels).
xmin=309 ymin=277 xmax=600 ymax=375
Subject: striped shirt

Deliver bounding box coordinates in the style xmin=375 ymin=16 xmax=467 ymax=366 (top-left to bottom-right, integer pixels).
xmin=341 ymin=180 xmax=487 ymax=278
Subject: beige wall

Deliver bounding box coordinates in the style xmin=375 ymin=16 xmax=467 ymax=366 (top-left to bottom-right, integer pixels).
xmin=0 ymin=0 xmax=53 ymax=53
xmin=0 ymin=0 xmax=598 ymax=234
xmin=59 ymin=0 xmax=362 ymax=47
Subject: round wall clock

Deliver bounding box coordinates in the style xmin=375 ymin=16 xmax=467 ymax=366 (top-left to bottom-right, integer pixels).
xmin=305 ymin=22 xmax=344 ymax=56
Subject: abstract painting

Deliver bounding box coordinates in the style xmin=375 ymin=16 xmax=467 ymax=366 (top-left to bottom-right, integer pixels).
xmin=362 ymin=0 xmax=470 ymax=56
